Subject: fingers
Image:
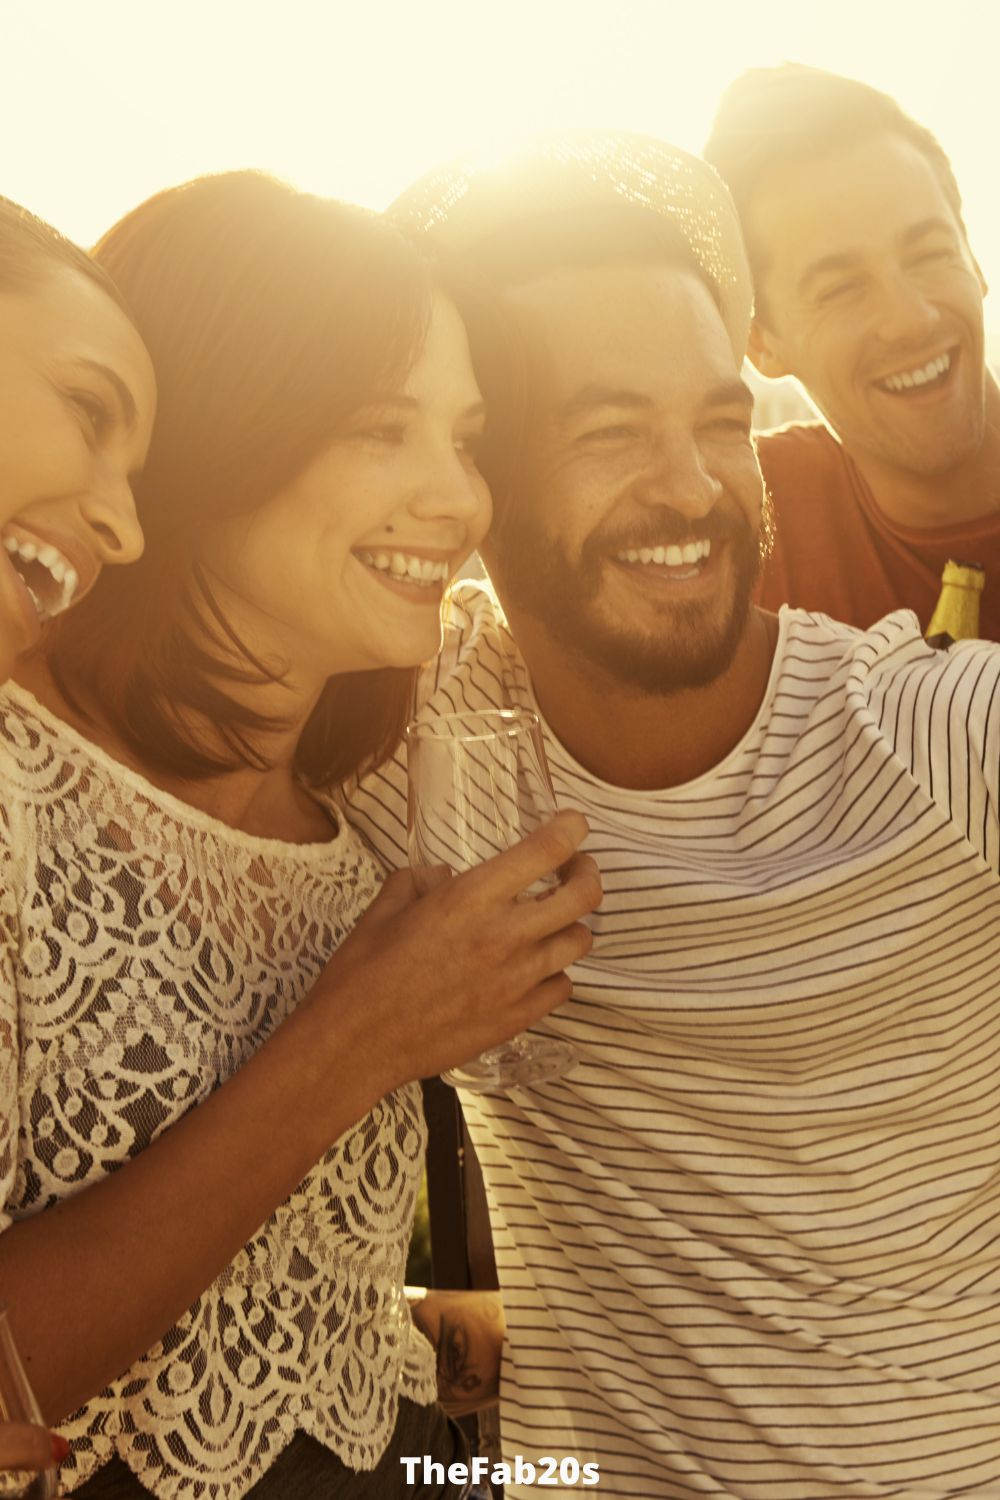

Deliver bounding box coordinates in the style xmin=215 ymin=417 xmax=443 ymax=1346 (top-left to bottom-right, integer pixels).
xmin=0 ymin=1420 xmax=63 ymax=1471
xmin=462 ymin=811 xmax=591 ymax=904
xmin=501 ymin=922 xmax=593 ymax=1032
xmin=518 ymin=852 xmax=602 ymax=936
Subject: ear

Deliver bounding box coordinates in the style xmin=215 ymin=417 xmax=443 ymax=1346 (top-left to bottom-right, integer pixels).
xmin=746 ymin=315 xmax=792 ymax=381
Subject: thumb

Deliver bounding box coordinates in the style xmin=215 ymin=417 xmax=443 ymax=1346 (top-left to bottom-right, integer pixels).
xmin=367 ymin=867 xmax=420 ymax=920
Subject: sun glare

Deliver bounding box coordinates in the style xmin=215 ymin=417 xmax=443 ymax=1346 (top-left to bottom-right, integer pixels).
xmin=5 ymin=0 xmax=999 ymax=337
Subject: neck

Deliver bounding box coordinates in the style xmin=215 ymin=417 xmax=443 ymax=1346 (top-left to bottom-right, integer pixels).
xmin=506 ymin=606 xmax=780 ymax=790
xmin=852 ymin=373 xmax=1000 ymax=530
xmin=15 ymin=652 xmax=334 ymax=845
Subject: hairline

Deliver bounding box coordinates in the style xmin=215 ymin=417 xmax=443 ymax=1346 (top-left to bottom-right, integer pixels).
xmin=741 ymin=129 xmax=972 ymax=325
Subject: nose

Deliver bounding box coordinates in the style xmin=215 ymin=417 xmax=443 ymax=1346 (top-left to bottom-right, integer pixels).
xmin=873 ymin=269 xmax=942 ymax=347
xmin=634 ymin=432 xmax=724 ymax=519
xmin=407 ymin=443 xmax=492 ymax=531
xmin=79 ymin=459 xmax=145 ymax=565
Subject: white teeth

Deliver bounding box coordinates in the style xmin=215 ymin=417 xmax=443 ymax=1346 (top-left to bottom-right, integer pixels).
xmin=878 ymin=352 xmax=951 ymax=393
xmin=0 ymin=529 xmax=80 ymax=619
xmin=356 ymin=549 xmax=450 ymax=587
xmin=616 ymin=538 xmax=712 ymax=567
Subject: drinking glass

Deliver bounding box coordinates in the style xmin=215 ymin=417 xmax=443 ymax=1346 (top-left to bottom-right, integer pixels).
xmin=0 ymin=1306 xmax=57 ymax=1499
xmin=406 ymin=707 xmax=578 ymax=1090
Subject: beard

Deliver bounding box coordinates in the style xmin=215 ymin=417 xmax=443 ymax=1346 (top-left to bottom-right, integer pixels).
xmin=487 ymin=495 xmax=772 ymax=695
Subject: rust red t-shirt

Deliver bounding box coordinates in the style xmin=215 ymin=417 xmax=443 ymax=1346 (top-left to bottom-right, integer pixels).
xmin=755 ymin=421 xmax=1000 ymax=639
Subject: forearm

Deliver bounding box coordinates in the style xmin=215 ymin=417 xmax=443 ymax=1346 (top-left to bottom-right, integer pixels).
xmin=407 ymin=1287 xmax=505 ymax=1415
xmin=2 ymin=986 xmax=391 ymax=1424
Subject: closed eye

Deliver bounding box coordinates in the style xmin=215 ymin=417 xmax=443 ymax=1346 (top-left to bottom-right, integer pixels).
xmin=909 ymin=246 xmax=957 ymax=269
xmin=578 ymin=424 xmax=642 ymax=444
xmin=815 ymin=280 xmax=863 ymax=306
xmin=704 ymin=416 xmax=752 ymax=440
xmin=355 ymin=423 xmax=407 ymax=445
xmin=70 ymin=390 xmax=112 ymax=441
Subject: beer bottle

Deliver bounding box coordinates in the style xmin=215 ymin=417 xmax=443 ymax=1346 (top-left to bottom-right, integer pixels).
xmin=925 ymin=560 xmax=985 ymax=648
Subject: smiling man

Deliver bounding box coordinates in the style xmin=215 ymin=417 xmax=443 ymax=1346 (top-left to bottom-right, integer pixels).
xmin=347 ymin=135 xmax=1000 ymax=1497
xmin=705 ymin=65 xmax=1000 ymax=635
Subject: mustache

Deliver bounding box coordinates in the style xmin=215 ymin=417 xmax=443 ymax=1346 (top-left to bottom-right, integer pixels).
xmin=585 ymin=505 xmax=753 ymax=560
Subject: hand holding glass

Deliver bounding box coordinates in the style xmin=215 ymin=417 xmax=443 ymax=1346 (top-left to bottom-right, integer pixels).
xmin=0 ymin=1307 xmax=57 ymax=1499
xmin=406 ymin=709 xmax=578 ymax=1089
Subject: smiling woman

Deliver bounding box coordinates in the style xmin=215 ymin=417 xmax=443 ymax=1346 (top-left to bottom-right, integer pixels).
xmin=0 ymin=196 xmax=155 ymax=682
xmin=0 ymin=169 xmax=601 ymax=1499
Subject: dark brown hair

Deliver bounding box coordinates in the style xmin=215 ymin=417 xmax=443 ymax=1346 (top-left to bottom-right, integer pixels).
xmin=459 ymin=199 xmax=721 ymax=543
xmin=0 ymin=195 xmax=127 ymax=308
xmin=46 ymin=170 xmax=519 ymax=787
xmin=704 ymin=64 xmax=967 ymax=289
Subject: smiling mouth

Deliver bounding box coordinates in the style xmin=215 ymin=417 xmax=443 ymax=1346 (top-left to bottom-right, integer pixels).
xmin=614 ymin=537 xmax=713 ymax=581
xmin=873 ymin=349 xmax=955 ymax=396
xmin=355 ymin=548 xmax=452 ymax=590
xmin=2 ymin=530 xmax=80 ymax=620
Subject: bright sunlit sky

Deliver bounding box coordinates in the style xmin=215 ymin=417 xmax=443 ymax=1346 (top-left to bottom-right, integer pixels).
xmin=6 ymin=0 xmax=1000 ymax=327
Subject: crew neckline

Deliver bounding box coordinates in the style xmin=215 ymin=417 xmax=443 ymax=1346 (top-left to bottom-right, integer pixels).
xmin=522 ymin=607 xmax=791 ymax=799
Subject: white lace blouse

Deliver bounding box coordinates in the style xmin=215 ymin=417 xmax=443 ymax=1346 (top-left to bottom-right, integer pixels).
xmin=0 ymin=684 xmax=436 ymax=1497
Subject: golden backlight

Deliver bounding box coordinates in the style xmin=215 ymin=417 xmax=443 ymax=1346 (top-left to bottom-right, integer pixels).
xmin=5 ymin=0 xmax=998 ymax=337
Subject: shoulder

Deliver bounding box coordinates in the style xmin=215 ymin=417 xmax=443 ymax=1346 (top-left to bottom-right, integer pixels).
xmin=755 ymin=421 xmax=847 ymax=488
xmin=845 ymin=613 xmax=1000 ymax=802
xmin=776 ymin=604 xmax=999 ymax=711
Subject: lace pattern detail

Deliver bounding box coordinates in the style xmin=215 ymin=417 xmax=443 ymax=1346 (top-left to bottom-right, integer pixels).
xmin=0 ymin=686 xmax=436 ymax=1496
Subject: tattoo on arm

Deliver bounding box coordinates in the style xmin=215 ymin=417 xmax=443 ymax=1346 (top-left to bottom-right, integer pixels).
xmin=407 ymin=1289 xmax=504 ymax=1415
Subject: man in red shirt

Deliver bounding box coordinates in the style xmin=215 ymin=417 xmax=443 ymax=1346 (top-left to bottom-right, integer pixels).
xmin=705 ymin=65 xmax=1000 ymax=637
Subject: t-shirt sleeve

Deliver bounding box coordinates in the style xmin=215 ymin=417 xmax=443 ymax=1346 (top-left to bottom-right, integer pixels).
xmin=866 ymin=631 xmax=1000 ymax=871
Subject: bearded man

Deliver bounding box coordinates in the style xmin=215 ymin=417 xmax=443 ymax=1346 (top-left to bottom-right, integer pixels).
xmin=348 ymin=135 xmax=1000 ymax=1498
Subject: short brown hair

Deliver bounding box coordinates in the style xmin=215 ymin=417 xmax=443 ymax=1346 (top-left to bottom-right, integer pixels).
xmin=46 ymin=171 xmax=518 ymax=788
xmin=705 ymin=64 xmax=967 ymax=283
xmin=448 ymin=199 xmax=722 ymax=542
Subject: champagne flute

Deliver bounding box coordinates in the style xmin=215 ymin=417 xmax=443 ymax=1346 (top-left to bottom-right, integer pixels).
xmin=0 ymin=1307 xmax=58 ymax=1499
xmin=405 ymin=707 xmax=578 ymax=1090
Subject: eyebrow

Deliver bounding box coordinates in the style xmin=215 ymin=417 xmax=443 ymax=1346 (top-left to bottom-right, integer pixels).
xmin=72 ymin=358 xmax=139 ymax=431
xmin=363 ymin=394 xmax=488 ymax=421
xmin=558 ymin=379 xmax=753 ymax=425
xmin=900 ymin=215 xmax=961 ymax=248
xmin=798 ymin=216 xmax=962 ymax=296
xmin=558 ymin=387 xmax=654 ymax=425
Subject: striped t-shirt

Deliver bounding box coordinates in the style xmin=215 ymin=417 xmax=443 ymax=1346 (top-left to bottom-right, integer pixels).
xmin=348 ymin=582 xmax=1000 ymax=1499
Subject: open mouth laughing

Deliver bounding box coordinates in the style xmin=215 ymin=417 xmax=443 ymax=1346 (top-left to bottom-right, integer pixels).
xmin=2 ymin=527 xmax=82 ymax=621
xmin=617 ymin=534 xmax=710 ymax=579
xmin=613 ymin=536 xmax=714 ymax=584
xmin=873 ymin=348 xmax=955 ymax=397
